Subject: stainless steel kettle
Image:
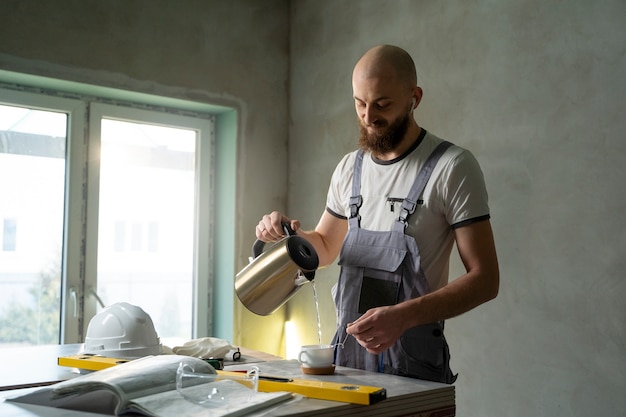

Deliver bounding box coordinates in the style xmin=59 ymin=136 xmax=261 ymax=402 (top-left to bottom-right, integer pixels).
xmin=235 ymin=223 xmax=319 ymax=316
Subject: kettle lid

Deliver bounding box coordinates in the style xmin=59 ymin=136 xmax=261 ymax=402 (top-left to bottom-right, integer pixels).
xmin=285 ymin=235 xmax=319 ymax=271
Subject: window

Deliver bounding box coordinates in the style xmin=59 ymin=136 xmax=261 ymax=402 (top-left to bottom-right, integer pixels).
xmin=0 ymin=86 xmax=215 ymax=347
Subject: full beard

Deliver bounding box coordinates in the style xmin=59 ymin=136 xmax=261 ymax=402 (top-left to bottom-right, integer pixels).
xmin=358 ymin=113 xmax=410 ymax=156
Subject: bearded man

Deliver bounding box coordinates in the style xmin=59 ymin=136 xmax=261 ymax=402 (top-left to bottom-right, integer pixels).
xmin=256 ymin=44 xmax=499 ymax=383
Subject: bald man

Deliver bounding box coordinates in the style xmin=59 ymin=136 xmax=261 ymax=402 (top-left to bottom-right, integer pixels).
xmin=257 ymin=45 xmax=499 ymax=384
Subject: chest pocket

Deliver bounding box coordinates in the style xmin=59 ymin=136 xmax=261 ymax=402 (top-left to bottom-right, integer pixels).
xmin=338 ymin=228 xmax=427 ymax=314
xmin=339 ymin=228 xmax=407 ymax=271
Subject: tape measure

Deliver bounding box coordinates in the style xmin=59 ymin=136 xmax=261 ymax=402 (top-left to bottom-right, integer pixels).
xmin=58 ymin=354 xmax=386 ymax=405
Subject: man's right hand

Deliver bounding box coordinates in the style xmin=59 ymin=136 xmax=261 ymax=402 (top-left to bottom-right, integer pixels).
xmin=256 ymin=211 xmax=301 ymax=242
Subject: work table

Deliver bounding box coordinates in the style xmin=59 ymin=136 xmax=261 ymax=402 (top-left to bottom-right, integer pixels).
xmin=0 ymin=343 xmax=455 ymax=416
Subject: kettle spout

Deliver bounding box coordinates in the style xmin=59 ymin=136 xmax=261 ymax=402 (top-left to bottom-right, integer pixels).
xmin=295 ymin=270 xmax=315 ymax=286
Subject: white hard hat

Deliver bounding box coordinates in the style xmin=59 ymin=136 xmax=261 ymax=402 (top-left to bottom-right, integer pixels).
xmin=84 ymin=302 xmax=162 ymax=358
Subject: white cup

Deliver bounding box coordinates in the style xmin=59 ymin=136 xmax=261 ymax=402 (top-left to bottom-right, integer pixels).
xmin=298 ymin=344 xmax=334 ymax=368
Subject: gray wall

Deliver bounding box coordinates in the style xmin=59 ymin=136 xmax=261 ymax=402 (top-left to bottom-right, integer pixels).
xmin=0 ymin=0 xmax=624 ymax=415
xmin=288 ymin=1 xmax=625 ymax=416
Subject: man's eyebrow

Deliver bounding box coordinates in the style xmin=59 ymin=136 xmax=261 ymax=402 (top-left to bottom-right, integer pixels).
xmin=353 ymin=95 xmax=393 ymax=102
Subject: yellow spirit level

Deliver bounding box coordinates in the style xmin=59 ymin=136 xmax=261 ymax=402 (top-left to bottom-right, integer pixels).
xmin=58 ymin=354 xmax=132 ymax=371
xmin=220 ymin=370 xmax=386 ymax=405
xmin=58 ymin=355 xmax=386 ymax=405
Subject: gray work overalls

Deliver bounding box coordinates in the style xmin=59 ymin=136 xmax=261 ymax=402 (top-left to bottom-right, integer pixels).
xmin=331 ymin=141 xmax=457 ymax=384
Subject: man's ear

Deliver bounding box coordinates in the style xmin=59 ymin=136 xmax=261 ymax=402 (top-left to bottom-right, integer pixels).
xmin=412 ymin=86 xmax=424 ymax=109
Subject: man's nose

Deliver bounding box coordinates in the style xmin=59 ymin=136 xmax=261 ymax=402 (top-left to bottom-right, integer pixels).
xmin=363 ymin=106 xmax=378 ymax=126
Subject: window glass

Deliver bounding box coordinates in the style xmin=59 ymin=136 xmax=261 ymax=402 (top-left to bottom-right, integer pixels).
xmin=0 ymin=104 xmax=66 ymax=346
xmin=96 ymin=118 xmax=197 ymax=339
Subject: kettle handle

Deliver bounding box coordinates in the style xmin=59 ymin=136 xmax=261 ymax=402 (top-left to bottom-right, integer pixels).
xmin=251 ymin=222 xmax=296 ymax=259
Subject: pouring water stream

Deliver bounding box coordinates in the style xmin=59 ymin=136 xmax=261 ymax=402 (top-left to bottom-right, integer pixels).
xmin=312 ymin=281 xmax=322 ymax=345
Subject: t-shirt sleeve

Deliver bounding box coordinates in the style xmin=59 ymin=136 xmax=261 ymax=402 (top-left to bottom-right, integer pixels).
xmin=440 ymin=149 xmax=490 ymax=227
xmin=325 ymin=153 xmax=355 ymax=219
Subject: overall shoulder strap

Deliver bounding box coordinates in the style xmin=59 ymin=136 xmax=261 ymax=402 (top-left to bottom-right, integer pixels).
xmin=348 ymin=149 xmax=365 ymax=229
xmin=394 ymin=141 xmax=453 ymax=232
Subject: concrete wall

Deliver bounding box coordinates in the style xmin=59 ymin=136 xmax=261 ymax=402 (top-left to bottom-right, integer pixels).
xmin=287 ymin=1 xmax=625 ymax=416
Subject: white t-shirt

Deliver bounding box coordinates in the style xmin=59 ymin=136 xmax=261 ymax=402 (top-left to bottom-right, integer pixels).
xmin=326 ymin=130 xmax=490 ymax=291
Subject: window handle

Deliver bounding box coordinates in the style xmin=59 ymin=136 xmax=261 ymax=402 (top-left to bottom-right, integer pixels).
xmin=89 ymin=288 xmax=106 ymax=309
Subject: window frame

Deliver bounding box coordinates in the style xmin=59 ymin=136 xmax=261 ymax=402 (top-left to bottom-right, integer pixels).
xmin=0 ymin=86 xmax=216 ymax=344
xmin=86 ymin=103 xmax=215 ymax=342
xmin=0 ymin=87 xmax=87 ymax=344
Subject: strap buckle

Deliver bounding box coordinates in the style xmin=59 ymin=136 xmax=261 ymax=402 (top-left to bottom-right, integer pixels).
xmin=398 ymin=199 xmax=417 ymax=227
xmin=349 ymin=195 xmax=362 ymax=219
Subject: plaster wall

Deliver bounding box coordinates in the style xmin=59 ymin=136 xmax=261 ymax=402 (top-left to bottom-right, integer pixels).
xmin=287 ymin=1 xmax=625 ymax=416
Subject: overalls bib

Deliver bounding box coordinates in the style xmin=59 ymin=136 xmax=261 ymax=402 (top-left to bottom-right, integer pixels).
xmin=331 ymin=141 xmax=457 ymax=384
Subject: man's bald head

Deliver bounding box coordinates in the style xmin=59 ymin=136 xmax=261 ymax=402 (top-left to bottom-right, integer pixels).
xmin=353 ymin=45 xmax=417 ymax=89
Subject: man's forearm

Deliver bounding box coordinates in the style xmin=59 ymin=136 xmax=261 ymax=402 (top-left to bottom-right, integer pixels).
xmin=399 ymin=269 xmax=499 ymax=329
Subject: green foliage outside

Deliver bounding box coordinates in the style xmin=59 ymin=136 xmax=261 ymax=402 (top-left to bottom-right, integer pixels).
xmin=0 ymin=264 xmax=60 ymax=346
